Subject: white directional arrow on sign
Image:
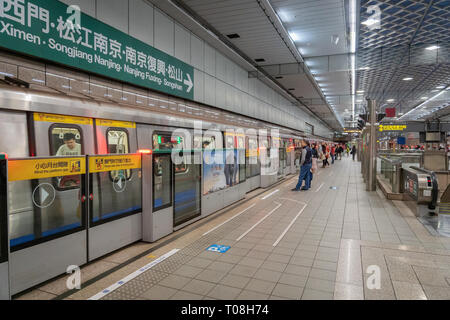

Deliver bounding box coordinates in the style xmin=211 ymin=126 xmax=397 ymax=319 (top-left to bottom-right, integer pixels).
xmin=184 ymin=73 xmax=193 ymax=93
xmin=41 ymin=188 xmax=49 ymax=204
xmin=117 ymin=178 xmax=123 ymax=189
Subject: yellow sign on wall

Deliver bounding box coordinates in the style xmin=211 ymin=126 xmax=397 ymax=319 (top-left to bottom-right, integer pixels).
xmin=34 ymin=113 xmax=93 ymax=125
xmin=379 ymin=125 xmax=407 ymax=132
xmin=89 ymin=154 xmax=141 ymax=173
xmin=95 ymin=119 xmax=136 ymax=128
xmin=8 ymin=157 xmax=86 ymax=181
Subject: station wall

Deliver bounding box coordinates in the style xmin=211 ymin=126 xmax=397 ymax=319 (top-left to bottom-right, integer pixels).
xmin=37 ymin=0 xmax=332 ymax=138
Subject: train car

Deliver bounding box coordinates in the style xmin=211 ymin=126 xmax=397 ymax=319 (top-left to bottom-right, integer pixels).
xmin=0 ymin=83 xmax=328 ymax=295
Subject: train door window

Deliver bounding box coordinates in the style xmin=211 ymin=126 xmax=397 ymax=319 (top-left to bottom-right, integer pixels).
xmin=107 ymin=128 xmax=131 ymax=180
xmin=49 ymin=125 xmax=83 ymax=190
xmin=238 ymin=136 xmax=246 ymax=183
xmin=203 ymin=136 xmax=216 ymax=150
xmin=50 ymin=126 xmax=83 ymax=157
xmin=153 ymin=154 xmax=172 ymax=211
xmin=194 ymin=135 xmax=202 ymax=150
xmin=225 ymin=134 xmax=235 ymax=149
xmin=153 ymin=132 xmax=176 ymax=150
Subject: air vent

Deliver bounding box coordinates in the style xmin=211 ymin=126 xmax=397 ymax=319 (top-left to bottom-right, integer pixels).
xmin=255 ymin=58 xmax=265 ymax=62
xmin=288 ymin=88 xmax=295 ymax=91
xmin=275 ymin=76 xmax=283 ymax=79
xmin=226 ymin=33 xmax=240 ymax=39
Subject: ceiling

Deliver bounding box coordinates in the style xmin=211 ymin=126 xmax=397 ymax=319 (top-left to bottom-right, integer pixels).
xmin=175 ymin=0 xmax=349 ymax=131
xmin=171 ymin=0 xmax=449 ymax=131
xmin=357 ymin=0 xmax=450 ymax=121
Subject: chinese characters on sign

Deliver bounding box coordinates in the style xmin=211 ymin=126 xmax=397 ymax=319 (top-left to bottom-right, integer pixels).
xmin=0 ymin=0 xmax=194 ymax=99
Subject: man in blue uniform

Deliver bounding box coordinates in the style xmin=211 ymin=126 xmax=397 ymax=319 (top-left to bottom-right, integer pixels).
xmin=292 ymin=140 xmax=312 ymax=191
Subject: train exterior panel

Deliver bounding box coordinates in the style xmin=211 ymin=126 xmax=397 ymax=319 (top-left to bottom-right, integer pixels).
xmin=0 ymin=84 xmax=329 ymax=295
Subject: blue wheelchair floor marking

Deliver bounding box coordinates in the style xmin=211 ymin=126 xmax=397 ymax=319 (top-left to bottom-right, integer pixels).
xmin=206 ymin=244 xmax=231 ymax=253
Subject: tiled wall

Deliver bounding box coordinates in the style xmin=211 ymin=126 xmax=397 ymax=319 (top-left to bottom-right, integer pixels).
xmin=0 ymin=0 xmax=332 ymax=138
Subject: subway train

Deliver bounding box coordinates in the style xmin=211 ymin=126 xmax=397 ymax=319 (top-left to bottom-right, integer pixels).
xmin=0 ymin=83 xmax=327 ymax=295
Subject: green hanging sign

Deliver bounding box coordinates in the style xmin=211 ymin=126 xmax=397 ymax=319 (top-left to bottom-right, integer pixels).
xmin=0 ymin=0 xmax=194 ymax=99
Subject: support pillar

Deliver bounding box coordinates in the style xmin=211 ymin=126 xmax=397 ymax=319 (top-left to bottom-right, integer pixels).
xmin=367 ymin=99 xmax=377 ymax=191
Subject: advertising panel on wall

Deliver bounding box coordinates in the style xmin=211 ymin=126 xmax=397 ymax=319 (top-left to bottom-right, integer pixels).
xmin=203 ymin=150 xmax=239 ymax=195
xmin=0 ymin=0 xmax=194 ymax=99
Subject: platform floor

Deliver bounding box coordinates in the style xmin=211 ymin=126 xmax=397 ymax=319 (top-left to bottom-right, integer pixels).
xmin=18 ymin=156 xmax=450 ymax=300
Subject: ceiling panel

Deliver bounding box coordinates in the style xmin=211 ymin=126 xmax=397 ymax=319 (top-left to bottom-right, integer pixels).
xmin=357 ymin=0 xmax=450 ymax=120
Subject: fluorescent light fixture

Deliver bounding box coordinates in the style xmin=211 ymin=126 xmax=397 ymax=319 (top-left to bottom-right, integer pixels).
xmin=350 ymin=0 xmax=356 ymax=53
xmin=426 ymin=45 xmax=440 ymax=51
xmin=357 ymin=90 xmax=364 ymax=93
xmin=387 ymin=99 xmax=395 ymax=102
xmin=362 ymin=19 xmax=378 ymax=27
xmin=356 ymin=100 xmax=362 ymax=103
xmin=421 ymin=97 xmax=428 ymax=100
xmin=436 ymin=85 xmax=445 ymax=89
xmin=402 ymin=77 xmax=413 ymax=81
xmin=358 ymin=67 xmax=370 ymax=71
xmin=0 ymin=71 xmax=13 ymax=77
xmin=399 ymin=89 xmax=447 ymax=120
xmin=289 ymin=32 xmax=299 ymax=41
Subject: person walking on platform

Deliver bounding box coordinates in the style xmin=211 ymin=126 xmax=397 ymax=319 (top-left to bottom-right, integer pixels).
xmin=292 ymin=140 xmax=312 ymax=191
xmin=331 ymin=145 xmax=335 ymax=164
xmin=351 ymin=145 xmax=357 ymax=161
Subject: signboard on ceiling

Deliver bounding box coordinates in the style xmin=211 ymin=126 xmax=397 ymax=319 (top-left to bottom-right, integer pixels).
xmin=0 ymin=0 xmax=194 ymax=99
xmin=379 ymin=124 xmax=407 ymax=132
xmin=385 ymin=107 xmax=396 ymax=118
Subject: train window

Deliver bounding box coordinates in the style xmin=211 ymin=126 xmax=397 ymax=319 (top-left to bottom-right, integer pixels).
xmin=50 ymin=126 xmax=83 ymax=157
xmin=203 ymin=136 xmax=216 ymax=150
xmin=194 ymin=135 xmax=202 ymax=150
xmin=107 ymin=129 xmax=131 ymax=180
xmin=49 ymin=125 xmax=83 ymax=190
xmin=225 ymin=135 xmax=235 ymax=149
xmin=107 ymin=129 xmax=129 ymax=154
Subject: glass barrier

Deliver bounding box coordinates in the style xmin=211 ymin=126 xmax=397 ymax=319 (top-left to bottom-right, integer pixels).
xmin=7 ymin=156 xmax=86 ymax=249
xmin=0 ymin=159 xmax=7 ymax=263
xmin=174 ymin=152 xmax=201 ymax=226
xmin=89 ymin=154 xmax=142 ymax=224
xmin=377 ymin=155 xmax=401 ymax=193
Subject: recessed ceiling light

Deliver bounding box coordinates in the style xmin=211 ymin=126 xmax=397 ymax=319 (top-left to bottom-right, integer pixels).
xmin=402 ymin=77 xmax=413 ymax=81
xmin=426 ymin=45 xmax=440 ymax=51
xmin=362 ymin=18 xmax=378 ymax=27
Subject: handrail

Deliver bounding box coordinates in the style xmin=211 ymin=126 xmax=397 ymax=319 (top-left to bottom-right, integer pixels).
xmin=377 ymin=155 xmax=402 ymax=165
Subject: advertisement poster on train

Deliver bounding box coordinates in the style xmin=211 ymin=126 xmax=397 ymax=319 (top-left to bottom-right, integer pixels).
xmin=203 ymin=150 xmax=239 ymax=195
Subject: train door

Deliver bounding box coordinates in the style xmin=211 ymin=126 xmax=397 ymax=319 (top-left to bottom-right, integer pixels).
xmin=0 ymin=110 xmax=30 ymax=254
xmin=0 ymin=156 xmax=9 ymax=300
xmin=89 ymin=119 xmax=141 ymax=260
xmin=8 ymin=112 xmax=92 ymax=294
xmin=153 ymin=132 xmax=201 ymax=228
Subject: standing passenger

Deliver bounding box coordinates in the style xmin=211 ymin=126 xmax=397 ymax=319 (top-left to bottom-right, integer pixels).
xmin=292 ymin=140 xmax=312 ymax=191
xmin=351 ymin=145 xmax=357 ymax=161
